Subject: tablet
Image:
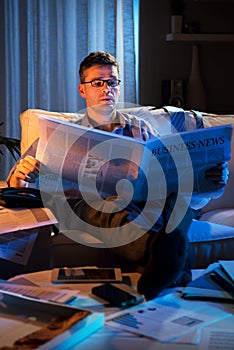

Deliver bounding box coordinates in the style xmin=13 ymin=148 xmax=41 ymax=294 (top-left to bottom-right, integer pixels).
xmin=51 ymin=267 xmax=123 ymax=284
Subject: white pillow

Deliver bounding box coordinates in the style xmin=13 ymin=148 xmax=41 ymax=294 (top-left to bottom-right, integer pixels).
xmin=200 ymin=209 xmax=234 ymax=228
xmin=20 ymin=106 xmax=199 ymax=153
xmin=20 ymin=109 xmax=82 ymax=155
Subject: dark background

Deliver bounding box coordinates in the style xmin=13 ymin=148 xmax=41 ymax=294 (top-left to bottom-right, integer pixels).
xmin=139 ymin=0 xmax=234 ymax=113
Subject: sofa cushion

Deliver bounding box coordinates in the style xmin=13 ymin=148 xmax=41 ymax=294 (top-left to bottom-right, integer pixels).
xmin=20 ymin=108 xmax=157 ymax=155
xmin=188 ymin=219 xmax=234 ymax=268
xmin=49 ymin=219 xmax=234 ymax=270
xmin=188 ymin=218 xmax=234 ymax=242
xmin=200 ymin=209 xmax=234 ymax=227
xmin=20 ymin=109 xmax=83 ymax=155
xmin=20 ymin=107 xmax=200 ymax=154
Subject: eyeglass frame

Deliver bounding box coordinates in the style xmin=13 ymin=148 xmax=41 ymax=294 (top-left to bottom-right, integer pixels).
xmin=81 ymin=78 xmax=121 ymax=88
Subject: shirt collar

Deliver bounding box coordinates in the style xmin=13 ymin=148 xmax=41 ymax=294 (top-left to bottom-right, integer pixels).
xmin=80 ymin=110 xmax=127 ymax=130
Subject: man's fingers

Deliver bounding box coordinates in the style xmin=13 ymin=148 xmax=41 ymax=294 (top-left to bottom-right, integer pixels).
xmin=205 ymin=162 xmax=229 ymax=183
xmin=14 ymin=157 xmax=40 ymax=183
xmin=23 ymin=156 xmax=40 ymax=171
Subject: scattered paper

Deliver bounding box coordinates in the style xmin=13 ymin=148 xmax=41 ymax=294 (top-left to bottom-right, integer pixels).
xmin=0 ymin=207 xmax=57 ymax=234
xmin=107 ymin=293 xmax=232 ymax=343
xmin=0 ymin=228 xmax=38 ymax=265
xmin=0 ymin=207 xmax=57 ymax=265
xmin=199 ymin=328 xmax=234 ymax=350
xmin=0 ymin=281 xmax=79 ymax=304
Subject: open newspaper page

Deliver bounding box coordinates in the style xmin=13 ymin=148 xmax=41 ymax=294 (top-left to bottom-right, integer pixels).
xmin=36 ymin=115 xmax=144 ymax=201
xmin=36 ymin=115 xmax=232 ymax=202
xmin=139 ymin=124 xmax=232 ymax=200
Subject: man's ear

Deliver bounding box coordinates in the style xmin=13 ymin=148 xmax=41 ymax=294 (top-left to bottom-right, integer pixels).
xmin=78 ymin=83 xmax=85 ymax=98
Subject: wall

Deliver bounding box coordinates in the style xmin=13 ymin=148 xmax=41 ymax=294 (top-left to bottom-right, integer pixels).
xmin=139 ymin=0 xmax=234 ymax=114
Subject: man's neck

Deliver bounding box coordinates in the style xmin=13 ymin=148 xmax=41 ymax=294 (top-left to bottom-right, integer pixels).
xmin=87 ymin=108 xmax=119 ymax=132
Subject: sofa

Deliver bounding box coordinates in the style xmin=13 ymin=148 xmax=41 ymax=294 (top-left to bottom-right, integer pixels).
xmin=16 ymin=107 xmax=234 ymax=270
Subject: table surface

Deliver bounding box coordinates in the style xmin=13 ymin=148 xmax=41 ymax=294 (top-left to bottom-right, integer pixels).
xmin=9 ymin=269 xmax=234 ymax=350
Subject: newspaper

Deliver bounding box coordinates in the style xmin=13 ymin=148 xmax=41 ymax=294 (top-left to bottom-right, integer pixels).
xmin=36 ymin=115 xmax=232 ymax=202
xmin=0 ymin=207 xmax=57 ymax=264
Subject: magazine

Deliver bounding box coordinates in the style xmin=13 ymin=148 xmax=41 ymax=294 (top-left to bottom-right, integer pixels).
xmin=35 ymin=114 xmax=232 ymax=202
xmin=0 ymin=290 xmax=103 ymax=349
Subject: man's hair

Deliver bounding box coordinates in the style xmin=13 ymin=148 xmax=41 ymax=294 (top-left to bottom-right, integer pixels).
xmin=79 ymin=51 xmax=120 ymax=82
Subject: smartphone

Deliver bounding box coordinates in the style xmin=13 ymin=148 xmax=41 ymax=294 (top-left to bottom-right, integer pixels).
xmin=51 ymin=267 xmax=123 ymax=284
xmin=92 ymin=283 xmax=144 ymax=307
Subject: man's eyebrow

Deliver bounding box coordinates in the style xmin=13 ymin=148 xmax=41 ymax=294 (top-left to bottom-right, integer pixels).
xmin=92 ymin=76 xmax=118 ymax=80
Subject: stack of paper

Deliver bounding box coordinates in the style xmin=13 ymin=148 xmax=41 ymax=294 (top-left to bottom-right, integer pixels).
xmin=182 ymin=260 xmax=234 ymax=302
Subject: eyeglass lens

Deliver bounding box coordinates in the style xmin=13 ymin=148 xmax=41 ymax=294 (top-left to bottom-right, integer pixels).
xmin=88 ymin=79 xmax=120 ymax=87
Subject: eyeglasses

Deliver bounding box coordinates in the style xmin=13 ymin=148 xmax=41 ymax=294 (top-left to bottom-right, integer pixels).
xmin=81 ymin=79 xmax=121 ymax=88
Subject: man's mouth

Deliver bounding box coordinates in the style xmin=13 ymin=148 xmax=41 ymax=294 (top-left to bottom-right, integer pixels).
xmin=100 ymin=97 xmax=114 ymax=104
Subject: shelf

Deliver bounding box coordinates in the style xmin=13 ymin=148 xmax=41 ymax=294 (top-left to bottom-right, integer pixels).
xmin=166 ymin=33 xmax=234 ymax=42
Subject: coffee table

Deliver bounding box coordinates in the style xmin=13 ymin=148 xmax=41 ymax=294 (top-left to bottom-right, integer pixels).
xmin=9 ymin=269 xmax=234 ymax=350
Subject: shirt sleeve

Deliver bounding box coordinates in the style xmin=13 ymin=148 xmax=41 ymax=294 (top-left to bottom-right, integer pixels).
xmin=189 ymin=195 xmax=210 ymax=210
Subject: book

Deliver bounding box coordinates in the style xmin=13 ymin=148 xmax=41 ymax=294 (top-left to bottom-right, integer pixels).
xmin=219 ymin=260 xmax=234 ymax=283
xmin=182 ymin=261 xmax=234 ymax=302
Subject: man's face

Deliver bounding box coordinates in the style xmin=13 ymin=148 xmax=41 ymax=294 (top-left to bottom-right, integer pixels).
xmin=78 ymin=65 xmax=120 ymax=117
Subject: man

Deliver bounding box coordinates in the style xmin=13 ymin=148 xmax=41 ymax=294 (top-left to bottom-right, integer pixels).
xmin=8 ymin=51 xmax=228 ymax=300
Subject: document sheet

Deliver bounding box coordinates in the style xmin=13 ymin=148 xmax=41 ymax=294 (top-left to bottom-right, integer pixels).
xmin=0 ymin=207 xmax=57 ymax=264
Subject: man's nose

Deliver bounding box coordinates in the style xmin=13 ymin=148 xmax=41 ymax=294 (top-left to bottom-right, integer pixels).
xmin=102 ymin=81 xmax=112 ymax=91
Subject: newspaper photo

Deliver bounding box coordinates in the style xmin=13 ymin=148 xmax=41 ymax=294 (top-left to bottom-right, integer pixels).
xmin=35 ymin=114 xmax=232 ymax=202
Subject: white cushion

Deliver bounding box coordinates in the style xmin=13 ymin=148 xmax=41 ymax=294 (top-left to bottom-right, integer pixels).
xmin=188 ymin=219 xmax=234 ymax=242
xmin=20 ymin=109 xmax=83 ymax=155
xmin=19 ymin=107 xmax=198 ymax=154
xmin=200 ymin=209 xmax=234 ymax=227
xmin=188 ymin=219 xmax=234 ymax=268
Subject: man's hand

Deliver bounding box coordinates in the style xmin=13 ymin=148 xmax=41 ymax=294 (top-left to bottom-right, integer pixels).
xmin=205 ymin=162 xmax=229 ymax=190
xmin=10 ymin=156 xmax=40 ymax=187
